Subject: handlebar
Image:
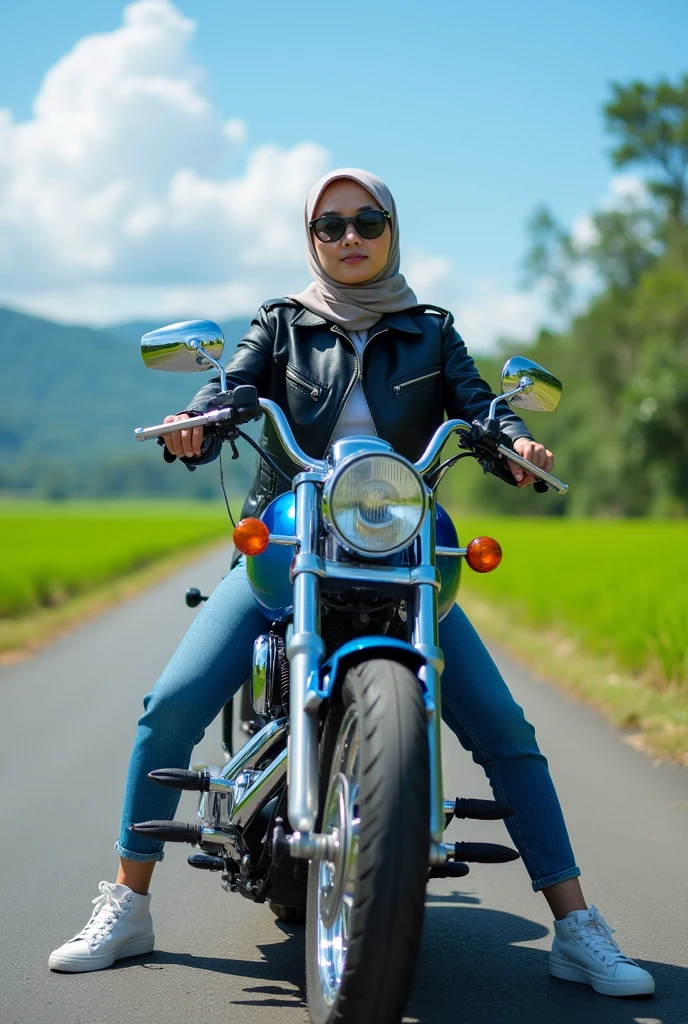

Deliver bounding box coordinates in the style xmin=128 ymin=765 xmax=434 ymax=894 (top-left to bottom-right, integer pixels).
xmin=495 ymin=442 xmax=568 ymax=495
xmin=134 ymin=405 xmax=568 ymax=494
xmin=134 ymin=407 xmax=234 ymax=442
xmin=134 ymin=398 xmax=328 ymax=474
xmin=413 ymin=419 xmax=472 ymax=474
xmin=258 ymin=399 xmax=328 ymax=473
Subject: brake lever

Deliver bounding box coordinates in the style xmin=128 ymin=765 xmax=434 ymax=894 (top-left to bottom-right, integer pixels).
xmin=460 ymin=420 xmax=568 ymax=494
xmin=459 ymin=419 xmax=519 ymax=487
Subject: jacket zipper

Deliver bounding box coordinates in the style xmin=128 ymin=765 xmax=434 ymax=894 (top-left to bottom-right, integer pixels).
xmin=286 ymin=366 xmax=321 ymax=401
xmin=392 ymin=369 xmax=441 ymax=395
xmin=322 ymin=331 xmax=364 ymax=452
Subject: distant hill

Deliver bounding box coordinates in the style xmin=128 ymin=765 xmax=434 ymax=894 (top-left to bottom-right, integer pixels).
xmin=108 ymin=317 xmax=252 ymax=347
xmin=0 ymin=306 xmax=254 ymax=498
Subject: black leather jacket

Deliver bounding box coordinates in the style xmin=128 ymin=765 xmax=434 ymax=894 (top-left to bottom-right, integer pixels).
xmin=172 ymin=298 xmax=533 ymax=520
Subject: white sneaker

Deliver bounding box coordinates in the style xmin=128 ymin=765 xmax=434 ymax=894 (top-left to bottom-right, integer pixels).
xmin=549 ymin=905 xmax=655 ymax=997
xmin=49 ymin=881 xmax=155 ymax=973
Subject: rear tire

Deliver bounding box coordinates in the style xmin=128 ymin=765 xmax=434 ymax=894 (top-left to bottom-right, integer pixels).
xmin=305 ymin=658 xmax=430 ymax=1024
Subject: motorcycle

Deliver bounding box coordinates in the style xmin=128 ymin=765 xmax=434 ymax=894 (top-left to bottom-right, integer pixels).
xmin=131 ymin=319 xmax=567 ymax=1024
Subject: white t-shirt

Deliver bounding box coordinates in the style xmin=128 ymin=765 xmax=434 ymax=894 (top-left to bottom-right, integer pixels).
xmin=330 ymin=330 xmax=377 ymax=443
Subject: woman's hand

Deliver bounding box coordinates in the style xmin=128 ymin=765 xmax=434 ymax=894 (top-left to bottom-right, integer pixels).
xmin=163 ymin=414 xmax=204 ymax=459
xmin=508 ymin=437 xmax=553 ymax=488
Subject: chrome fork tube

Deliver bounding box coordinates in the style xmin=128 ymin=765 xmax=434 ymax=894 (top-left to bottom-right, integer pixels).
xmin=411 ymin=505 xmax=445 ymax=843
xmin=287 ymin=479 xmax=325 ymax=833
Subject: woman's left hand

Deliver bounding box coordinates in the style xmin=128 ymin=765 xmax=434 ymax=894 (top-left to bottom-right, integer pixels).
xmin=508 ymin=438 xmax=554 ymax=488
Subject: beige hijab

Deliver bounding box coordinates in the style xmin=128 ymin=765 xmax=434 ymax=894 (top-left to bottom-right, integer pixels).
xmin=289 ymin=168 xmax=418 ymax=330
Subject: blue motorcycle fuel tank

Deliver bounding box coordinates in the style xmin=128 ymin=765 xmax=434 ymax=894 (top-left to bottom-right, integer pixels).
xmin=245 ymin=493 xmax=461 ymax=622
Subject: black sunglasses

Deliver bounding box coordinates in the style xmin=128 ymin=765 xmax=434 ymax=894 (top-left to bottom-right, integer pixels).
xmin=309 ymin=209 xmax=391 ymax=243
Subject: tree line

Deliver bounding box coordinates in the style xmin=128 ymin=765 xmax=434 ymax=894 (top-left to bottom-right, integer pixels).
xmin=443 ymin=73 xmax=688 ymax=517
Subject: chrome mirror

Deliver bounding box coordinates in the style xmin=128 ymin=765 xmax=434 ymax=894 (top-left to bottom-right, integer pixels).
xmin=500 ymin=356 xmax=562 ymax=413
xmin=141 ymin=319 xmax=225 ymax=378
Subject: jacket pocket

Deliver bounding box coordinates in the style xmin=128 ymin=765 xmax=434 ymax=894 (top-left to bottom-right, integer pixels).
xmin=391 ymin=368 xmax=441 ymax=396
xmin=286 ymin=365 xmax=322 ymax=402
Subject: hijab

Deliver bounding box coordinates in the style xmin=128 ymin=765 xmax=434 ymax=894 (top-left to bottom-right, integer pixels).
xmin=289 ymin=168 xmax=418 ymax=331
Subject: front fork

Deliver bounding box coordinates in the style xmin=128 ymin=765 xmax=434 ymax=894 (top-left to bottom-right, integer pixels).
xmin=287 ymin=476 xmax=325 ymax=833
xmin=411 ymin=508 xmax=445 ymax=843
xmin=286 ymin=480 xmax=444 ymax=842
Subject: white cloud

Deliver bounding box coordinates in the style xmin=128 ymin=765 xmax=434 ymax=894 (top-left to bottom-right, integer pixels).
xmin=0 ymin=0 xmax=572 ymax=353
xmin=405 ymin=248 xmax=454 ymax=299
xmin=404 ymin=248 xmax=547 ymax=352
xmin=0 ymin=0 xmax=328 ymax=322
xmin=453 ymin=278 xmax=547 ymax=352
xmin=0 ymin=0 xmax=555 ymax=351
xmin=571 ymin=173 xmax=649 ymax=250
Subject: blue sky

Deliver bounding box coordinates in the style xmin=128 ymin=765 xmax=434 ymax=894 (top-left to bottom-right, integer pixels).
xmin=0 ymin=0 xmax=686 ymax=346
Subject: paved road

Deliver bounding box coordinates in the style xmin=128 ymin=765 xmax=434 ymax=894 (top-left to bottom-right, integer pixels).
xmin=1 ymin=547 xmax=686 ymax=1024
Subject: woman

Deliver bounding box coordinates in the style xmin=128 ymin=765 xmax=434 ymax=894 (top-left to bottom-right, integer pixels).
xmin=49 ymin=169 xmax=654 ymax=998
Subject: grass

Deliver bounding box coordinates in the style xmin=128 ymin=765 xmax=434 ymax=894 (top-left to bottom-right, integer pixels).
xmin=449 ymin=514 xmax=688 ymax=764
xmin=2 ymin=502 xmax=686 ymax=763
xmin=0 ymin=500 xmax=234 ymax=620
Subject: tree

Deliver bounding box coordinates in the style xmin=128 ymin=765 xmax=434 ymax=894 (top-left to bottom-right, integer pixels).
xmin=522 ymin=199 xmax=659 ymax=308
xmin=604 ymin=76 xmax=688 ymax=225
xmin=521 ymin=206 xmax=576 ymax=313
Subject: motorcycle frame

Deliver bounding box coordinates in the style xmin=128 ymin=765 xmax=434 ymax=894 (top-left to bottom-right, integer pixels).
xmin=198 ymin=404 xmax=480 ymax=855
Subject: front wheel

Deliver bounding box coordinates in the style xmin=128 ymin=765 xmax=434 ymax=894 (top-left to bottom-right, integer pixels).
xmin=306 ymin=659 xmax=430 ymax=1024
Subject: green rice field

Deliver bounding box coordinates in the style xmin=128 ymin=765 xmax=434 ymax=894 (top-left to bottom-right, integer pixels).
xmin=1 ymin=503 xmax=686 ymax=690
xmin=0 ymin=501 xmax=233 ymax=618
xmin=452 ymin=516 xmax=688 ymax=689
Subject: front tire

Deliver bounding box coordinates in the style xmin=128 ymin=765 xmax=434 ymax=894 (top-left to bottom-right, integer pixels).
xmin=306 ymin=659 xmax=430 ymax=1024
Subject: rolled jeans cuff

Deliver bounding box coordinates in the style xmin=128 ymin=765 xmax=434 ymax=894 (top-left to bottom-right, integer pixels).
xmin=531 ymin=864 xmax=580 ymax=893
xmin=115 ymin=841 xmax=165 ymax=864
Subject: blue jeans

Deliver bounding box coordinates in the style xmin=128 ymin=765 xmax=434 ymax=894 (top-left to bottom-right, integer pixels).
xmin=116 ymin=561 xmax=580 ymax=892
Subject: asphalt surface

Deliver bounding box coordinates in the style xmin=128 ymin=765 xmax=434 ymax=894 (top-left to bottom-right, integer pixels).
xmin=0 ymin=546 xmax=686 ymax=1024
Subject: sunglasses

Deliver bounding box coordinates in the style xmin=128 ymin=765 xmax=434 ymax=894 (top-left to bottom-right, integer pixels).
xmin=309 ymin=209 xmax=391 ymax=243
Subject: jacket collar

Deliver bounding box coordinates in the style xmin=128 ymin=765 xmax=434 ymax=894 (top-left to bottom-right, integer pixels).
xmin=290 ymin=307 xmax=422 ymax=336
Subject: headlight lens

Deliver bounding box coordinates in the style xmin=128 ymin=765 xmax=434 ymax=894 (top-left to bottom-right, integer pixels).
xmin=327 ymin=454 xmax=426 ymax=556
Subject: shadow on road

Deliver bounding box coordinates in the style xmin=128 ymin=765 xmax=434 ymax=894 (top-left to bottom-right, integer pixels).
xmin=131 ymin=916 xmax=307 ymax=1010
xmin=407 ymin=896 xmax=687 ymax=1024
xmin=103 ymin=896 xmax=686 ymax=1024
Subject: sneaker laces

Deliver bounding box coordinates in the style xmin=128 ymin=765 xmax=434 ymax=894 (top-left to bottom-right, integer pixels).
xmin=76 ymin=882 xmax=129 ymax=947
xmin=573 ymin=906 xmax=636 ymax=966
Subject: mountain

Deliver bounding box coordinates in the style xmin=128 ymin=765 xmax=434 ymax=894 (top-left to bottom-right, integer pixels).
xmin=0 ymin=306 xmax=254 ymax=497
xmin=108 ymin=317 xmax=251 ymax=347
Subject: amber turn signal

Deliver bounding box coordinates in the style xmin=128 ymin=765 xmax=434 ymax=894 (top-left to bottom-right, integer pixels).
xmin=465 ymin=536 xmax=502 ymax=573
xmin=233 ymin=517 xmax=270 ymax=556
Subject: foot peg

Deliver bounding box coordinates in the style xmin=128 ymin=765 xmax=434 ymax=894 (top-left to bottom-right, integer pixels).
xmin=445 ymin=798 xmax=515 ymax=823
xmin=453 ymin=841 xmax=519 ymax=864
xmin=131 ymin=819 xmax=237 ymax=848
xmin=148 ymin=768 xmax=211 ymax=792
xmin=188 ymin=853 xmax=224 ymax=871
xmin=131 ymin=820 xmax=203 ymax=844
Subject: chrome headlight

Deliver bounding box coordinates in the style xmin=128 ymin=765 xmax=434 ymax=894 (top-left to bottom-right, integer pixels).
xmin=324 ymin=454 xmax=426 ymax=557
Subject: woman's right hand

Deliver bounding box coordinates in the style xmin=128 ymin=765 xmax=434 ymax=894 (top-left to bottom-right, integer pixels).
xmin=163 ymin=414 xmax=205 ymax=459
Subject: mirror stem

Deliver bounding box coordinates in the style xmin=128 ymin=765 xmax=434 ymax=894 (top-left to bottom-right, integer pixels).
xmin=488 ymin=377 xmax=533 ymax=422
xmin=189 ymin=340 xmax=228 ymax=392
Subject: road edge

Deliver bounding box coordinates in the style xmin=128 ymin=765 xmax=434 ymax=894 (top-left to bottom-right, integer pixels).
xmin=0 ymin=538 xmax=230 ymax=666
xmin=460 ymin=592 xmax=688 ymax=769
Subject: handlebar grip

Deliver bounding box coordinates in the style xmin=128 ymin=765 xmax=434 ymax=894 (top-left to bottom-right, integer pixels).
xmin=495 ymin=442 xmax=568 ymax=494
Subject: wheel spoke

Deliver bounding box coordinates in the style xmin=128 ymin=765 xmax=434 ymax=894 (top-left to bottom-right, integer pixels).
xmin=316 ymin=707 xmax=360 ymax=1006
